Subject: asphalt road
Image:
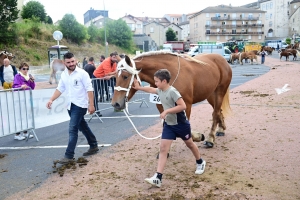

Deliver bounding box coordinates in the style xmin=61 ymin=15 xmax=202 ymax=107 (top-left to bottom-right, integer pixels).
xmin=0 ymin=61 xmax=270 ymax=199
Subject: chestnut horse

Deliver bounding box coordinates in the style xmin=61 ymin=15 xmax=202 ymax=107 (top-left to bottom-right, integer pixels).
xmin=111 ymin=52 xmax=232 ymax=148
xmin=229 ymin=52 xmax=240 ymax=64
xmin=239 ymin=51 xmax=258 ymax=65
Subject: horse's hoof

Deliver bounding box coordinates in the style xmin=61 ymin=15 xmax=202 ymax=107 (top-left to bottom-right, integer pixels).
xmin=216 ymin=132 xmax=225 ymax=136
xmin=156 ymin=153 xmax=169 ymax=159
xmin=203 ymin=141 xmax=214 ymax=148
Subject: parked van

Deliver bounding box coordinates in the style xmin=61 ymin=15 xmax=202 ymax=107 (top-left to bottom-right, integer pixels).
xmin=187 ymin=44 xmax=232 ymax=62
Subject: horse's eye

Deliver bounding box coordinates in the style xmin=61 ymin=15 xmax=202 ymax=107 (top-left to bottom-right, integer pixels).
xmin=123 ymin=76 xmax=128 ymax=80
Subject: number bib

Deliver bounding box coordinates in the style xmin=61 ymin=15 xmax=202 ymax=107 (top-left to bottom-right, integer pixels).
xmin=149 ymin=94 xmax=162 ymax=104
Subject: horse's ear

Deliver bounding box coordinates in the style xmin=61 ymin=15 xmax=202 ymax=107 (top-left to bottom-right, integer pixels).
xmin=125 ymin=55 xmax=131 ymax=66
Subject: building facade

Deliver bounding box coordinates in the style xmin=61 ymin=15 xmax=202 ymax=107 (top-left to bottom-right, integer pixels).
xmin=189 ymin=5 xmax=266 ymax=43
xmin=143 ymin=21 xmax=165 ymax=47
xmin=288 ymin=0 xmax=300 ymax=38
xmin=120 ymin=15 xmax=144 ymax=34
xmin=83 ymin=8 xmax=108 ymax=25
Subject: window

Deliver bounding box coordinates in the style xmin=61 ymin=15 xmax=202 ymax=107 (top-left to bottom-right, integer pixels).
xmin=269 ymin=21 xmax=272 ymax=27
xmin=217 ymin=35 xmax=220 ymax=40
xmin=206 ymin=36 xmax=209 ymax=40
xmin=206 ymin=13 xmax=209 ymax=18
xmin=137 ymin=24 xmax=141 ymax=28
xmin=206 ymin=21 xmax=210 ymax=25
xmin=217 ymin=28 xmax=220 ymax=32
xmin=270 ymin=2 xmax=273 ymax=9
xmin=258 ymin=35 xmax=262 ymax=39
xmin=232 ymin=29 xmax=236 ymax=34
xmin=222 ymin=21 xmax=226 ymax=25
xmin=248 ymin=35 xmax=251 ymax=39
xmin=266 ymin=13 xmax=268 ymax=20
xmin=215 ymin=13 xmax=220 ymax=17
xmin=232 ymin=13 xmax=236 ymax=19
xmin=232 ymin=20 xmax=236 ymax=25
xmin=248 ymin=13 xmax=253 ymax=19
xmin=150 ymin=27 xmax=154 ymax=32
xmin=270 ymin=13 xmax=272 ymax=19
xmin=257 ymin=20 xmax=262 ymax=24
xmin=195 ymin=23 xmax=198 ymax=28
xmin=266 ymin=3 xmax=269 ymax=10
xmin=225 ymin=35 xmax=228 ymax=40
xmin=262 ymin=4 xmax=265 ymax=10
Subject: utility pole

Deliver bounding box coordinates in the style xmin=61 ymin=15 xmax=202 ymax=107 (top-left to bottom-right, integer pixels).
xmin=103 ymin=0 xmax=108 ymax=57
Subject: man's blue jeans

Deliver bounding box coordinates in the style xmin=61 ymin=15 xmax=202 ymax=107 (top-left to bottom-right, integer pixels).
xmin=65 ymin=103 xmax=98 ymax=159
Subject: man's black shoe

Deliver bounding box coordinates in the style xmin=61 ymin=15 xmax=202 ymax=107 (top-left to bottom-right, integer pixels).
xmin=83 ymin=147 xmax=99 ymax=156
xmin=95 ymin=111 xmax=102 ymax=117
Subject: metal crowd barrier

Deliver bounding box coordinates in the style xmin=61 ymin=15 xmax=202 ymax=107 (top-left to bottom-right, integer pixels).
xmin=0 ymin=88 xmax=38 ymax=141
xmin=87 ymin=78 xmax=149 ymax=122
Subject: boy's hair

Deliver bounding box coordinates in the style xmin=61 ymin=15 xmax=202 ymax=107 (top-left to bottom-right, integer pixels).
xmin=110 ymin=52 xmax=117 ymax=57
xmin=100 ymin=55 xmax=105 ymax=60
xmin=63 ymin=52 xmax=74 ymax=60
xmin=88 ymin=57 xmax=94 ymax=62
xmin=154 ymin=69 xmax=171 ymax=83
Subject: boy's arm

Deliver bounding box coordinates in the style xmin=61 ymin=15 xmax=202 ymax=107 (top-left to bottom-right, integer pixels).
xmin=132 ymin=78 xmax=157 ymax=94
xmin=160 ymin=97 xmax=186 ymax=119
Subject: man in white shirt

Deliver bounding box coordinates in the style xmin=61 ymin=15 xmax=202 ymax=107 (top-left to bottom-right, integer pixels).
xmin=46 ymin=52 xmax=99 ymax=164
xmin=0 ymin=58 xmax=18 ymax=89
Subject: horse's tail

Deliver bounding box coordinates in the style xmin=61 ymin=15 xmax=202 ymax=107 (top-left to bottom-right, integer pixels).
xmin=221 ymin=87 xmax=231 ymax=118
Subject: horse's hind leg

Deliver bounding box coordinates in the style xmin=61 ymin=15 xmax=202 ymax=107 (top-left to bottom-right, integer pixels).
xmin=204 ymin=92 xmax=226 ymax=148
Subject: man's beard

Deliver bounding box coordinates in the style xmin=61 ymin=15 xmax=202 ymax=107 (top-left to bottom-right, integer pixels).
xmin=66 ymin=65 xmax=76 ymax=71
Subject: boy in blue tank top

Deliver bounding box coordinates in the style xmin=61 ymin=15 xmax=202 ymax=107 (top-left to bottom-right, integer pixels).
xmin=133 ymin=69 xmax=206 ymax=188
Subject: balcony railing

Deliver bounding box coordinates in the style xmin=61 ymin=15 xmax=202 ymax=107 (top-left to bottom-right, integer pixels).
xmin=205 ymin=24 xmax=264 ymax=28
xmin=205 ymin=31 xmax=264 ymax=35
xmin=211 ymin=16 xmax=259 ymax=21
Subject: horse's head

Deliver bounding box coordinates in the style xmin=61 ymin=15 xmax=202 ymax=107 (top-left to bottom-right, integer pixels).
xmin=111 ymin=55 xmax=141 ymax=110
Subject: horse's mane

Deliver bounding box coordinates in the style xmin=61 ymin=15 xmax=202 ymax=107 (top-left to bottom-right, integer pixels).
xmin=133 ymin=51 xmax=207 ymax=65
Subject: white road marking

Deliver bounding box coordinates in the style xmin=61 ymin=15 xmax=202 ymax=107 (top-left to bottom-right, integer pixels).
xmin=0 ymin=144 xmax=111 ymax=150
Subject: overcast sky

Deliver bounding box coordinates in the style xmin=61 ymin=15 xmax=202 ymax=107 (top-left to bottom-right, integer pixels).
xmin=24 ymin=0 xmax=257 ymax=24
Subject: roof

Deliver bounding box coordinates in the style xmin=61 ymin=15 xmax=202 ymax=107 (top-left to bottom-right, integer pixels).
xmin=165 ymin=23 xmax=182 ymax=29
xmin=136 ymin=17 xmax=170 ymax=24
xmin=165 ymin=14 xmax=183 ymax=17
xmin=178 ymin=21 xmax=189 ymax=26
xmin=190 ymin=4 xmax=266 ymax=18
xmin=290 ymin=0 xmax=300 ymax=4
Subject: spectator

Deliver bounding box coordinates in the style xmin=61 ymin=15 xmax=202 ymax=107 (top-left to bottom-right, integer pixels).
xmin=99 ymin=55 xmax=105 ymax=66
xmin=93 ymin=52 xmax=118 ymax=102
xmin=0 ymin=58 xmax=18 ymax=89
xmin=46 ymin=52 xmax=99 ymax=164
xmin=83 ymin=57 xmax=101 ymax=116
xmin=12 ymin=62 xmax=35 ymax=140
xmin=84 ymin=57 xmax=95 ymax=78
xmin=82 ymin=57 xmax=88 ymax=68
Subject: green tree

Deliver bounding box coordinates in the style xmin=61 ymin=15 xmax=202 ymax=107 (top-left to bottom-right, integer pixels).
xmin=46 ymin=15 xmax=53 ymax=24
xmin=87 ymin=24 xmax=101 ymax=43
xmin=99 ymin=19 xmax=133 ymax=49
xmin=0 ymin=0 xmax=19 ymax=44
xmin=166 ymin=28 xmax=177 ymax=41
xmin=21 ymin=1 xmax=46 ymax=22
xmin=285 ymin=38 xmax=291 ymax=45
xmin=59 ymin=14 xmax=88 ymax=44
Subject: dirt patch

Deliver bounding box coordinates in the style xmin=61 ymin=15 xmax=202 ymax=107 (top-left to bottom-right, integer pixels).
xmin=5 ymin=57 xmax=300 ymax=200
xmin=0 ymin=154 xmax=7 ymax=159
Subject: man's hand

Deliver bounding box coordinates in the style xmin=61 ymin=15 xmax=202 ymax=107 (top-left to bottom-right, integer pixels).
xmin=46 ymin=100 xmax=53 ymax=109
xmin=88 ymin=105 xmax=95 ymax=114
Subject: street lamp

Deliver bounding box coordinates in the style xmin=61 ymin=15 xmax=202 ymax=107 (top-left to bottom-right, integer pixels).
xmin=103 ymin=0 xmax=108 ymax=57
xmin=53 ymin=30 xmax=63 ymax=59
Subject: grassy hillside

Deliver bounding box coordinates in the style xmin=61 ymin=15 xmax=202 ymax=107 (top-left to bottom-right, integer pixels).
xmin=1 ymin=20 xmax=129 ymax=67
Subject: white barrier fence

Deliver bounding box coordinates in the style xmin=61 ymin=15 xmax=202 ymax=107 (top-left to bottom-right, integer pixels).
xmin=0 ymin=88 xmax=38 ymax=140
